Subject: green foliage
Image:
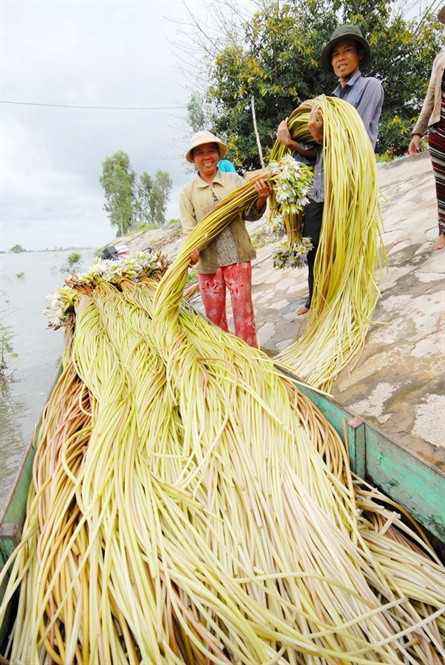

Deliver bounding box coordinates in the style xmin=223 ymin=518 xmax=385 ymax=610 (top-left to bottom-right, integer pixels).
xmin=205 ymin=0 xmax=444 ymax=164
xmin=150 ymin=171 xmax=173 ymax=225
xmin=136 ymin=172 xmax=153 ymax=225
xmin=67 ymin=252 xmax=81 ymax=267
xmin=186 ymin=267 xmax=197 ymax=284
xmin=375 ymin=150 xmax=395 ymax=163
xmin=100 ymin=151 xmax=136 ymax=236
xmin=251 ymin=228 xmax=270 ymax=248
xmin=168 ymin=218 xmax=181 ymax=225
xmin=0 ymin=323 xmax=16 ymax=372
xmin=15 ymin=272 xmax=25 ymax=279
xmin=100 ymin=153 xmax=173 ymax=232
xmin=58 ymin=252 xmax=82 ymax=274
xmin=136 ymin=170 xmax=173 ymax=226
xmin=10 ymin=244 xmax=26 ymax=253
xmin=187 ymin=93 xmax=207 ymax=132
xmin=137 ymin=222 xmax=161 ymax=231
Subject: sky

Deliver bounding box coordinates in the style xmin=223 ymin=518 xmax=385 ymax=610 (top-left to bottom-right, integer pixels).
xmin=1 ymin=0 xmax=431 ymax=251
xmin=1 ymin=0 xmax=224 ymax=250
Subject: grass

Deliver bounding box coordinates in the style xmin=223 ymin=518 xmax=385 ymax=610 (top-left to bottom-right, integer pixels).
xmin=251 ymin=227 xmax=274 ymax=248
xmin=137 ymin=222 xmax=161 ymax=231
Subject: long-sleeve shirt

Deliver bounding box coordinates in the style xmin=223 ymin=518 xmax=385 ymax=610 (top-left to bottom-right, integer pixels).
xmin=304 ymin=71 xmax=384 ymax=203
xmin=412 ymin=50 xmax=445 ymax=136
xmin=179 ymin=170 xmax=263 ymax=274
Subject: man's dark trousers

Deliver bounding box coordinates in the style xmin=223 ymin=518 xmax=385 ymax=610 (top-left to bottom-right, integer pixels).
xmin=302 ymin=200 xmax=324 ymax=309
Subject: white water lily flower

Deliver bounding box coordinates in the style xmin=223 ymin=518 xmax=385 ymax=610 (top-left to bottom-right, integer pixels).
xmin=44 ymin=250 xmax=168 ymax=326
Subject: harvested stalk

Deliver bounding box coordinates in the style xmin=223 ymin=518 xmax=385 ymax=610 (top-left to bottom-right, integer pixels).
xmin=0 ymin=100 xmax=443 ymax=664
xmin=273 ymin=96 xmax=384 ymax=391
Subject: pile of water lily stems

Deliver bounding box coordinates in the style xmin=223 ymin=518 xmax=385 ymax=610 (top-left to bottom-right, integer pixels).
xmin=1 ymin=98 xmax=444 ymax=664
xmin=271 ymin=96 xmax=383 ymax=391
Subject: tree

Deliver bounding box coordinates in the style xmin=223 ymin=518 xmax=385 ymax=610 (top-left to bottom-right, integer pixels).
xmin=100 ymin=154 xmax=174 ymax=231
xmin=187 ymin=92 xmax=207 ymax=132
xmin=99 ymin=151 xmax=136 ymax=235
xmin=10 ymin=244 xmax=26 ymax=253
xmin=200 ymin=0 xmax=443 ymax=165
xmin=150 ymin=171 xmax=173 ymax=225
xmin=136 ymin=172 xmax=153 ymax=224
xmin=67 ymin=252 xmax=82 ymax=267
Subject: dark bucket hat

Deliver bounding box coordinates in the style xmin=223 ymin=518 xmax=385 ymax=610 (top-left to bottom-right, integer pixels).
xmin=321 ymin=24 xmax=371 ymax=74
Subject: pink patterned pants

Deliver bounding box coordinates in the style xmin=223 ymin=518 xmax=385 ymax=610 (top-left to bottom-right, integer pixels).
xmin=198 ymin=261 xmax=257 ymax=347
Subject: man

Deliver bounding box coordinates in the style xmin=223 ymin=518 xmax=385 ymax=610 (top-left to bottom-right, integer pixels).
xmin=277 ymin=25 xmax=384 ymax=314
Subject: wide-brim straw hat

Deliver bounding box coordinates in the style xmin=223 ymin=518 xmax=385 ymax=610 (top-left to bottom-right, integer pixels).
xmin=438 ymin=6 xmax=445 ymax=24
xmin=185 ymin=130 xmax=228 ymax=163
xmin=321 ymin=24 xmax=371 ymax=74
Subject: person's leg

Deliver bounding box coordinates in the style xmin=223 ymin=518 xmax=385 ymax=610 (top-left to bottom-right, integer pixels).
xmin=298 ymin=200 xmax=324 ymax=313
xmin=428 ymin=131 xmax=445 ymax=249
xmin=197 ymin=269 xmax=229 ymax=331
xmin=223 ymin=262 xmax=257 ymax=347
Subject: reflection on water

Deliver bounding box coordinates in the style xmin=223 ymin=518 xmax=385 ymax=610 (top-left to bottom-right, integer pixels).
xmin=0 ymin=375 xmax=31 ymax=510
xmin=0 ymin=250 xmax=95 ymax=511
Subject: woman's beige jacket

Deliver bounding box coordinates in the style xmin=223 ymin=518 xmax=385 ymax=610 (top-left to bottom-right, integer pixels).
xmin=412 ymin=50 xmax=445 ymax=136
xmin=179 ymin=170 xmax=262 ymax=274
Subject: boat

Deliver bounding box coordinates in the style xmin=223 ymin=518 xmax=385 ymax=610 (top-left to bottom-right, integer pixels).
xmin=1 ymin=366 xmax=444 ymax=653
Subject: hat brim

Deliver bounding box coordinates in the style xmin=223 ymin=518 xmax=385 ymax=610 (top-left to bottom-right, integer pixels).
xmin=438 ymin=7 xmax=445 ymax=24
xmin=186 ymin=140 xmax=228 ymax=163
xmin=321 ymin=34 xmax=371 ymax=74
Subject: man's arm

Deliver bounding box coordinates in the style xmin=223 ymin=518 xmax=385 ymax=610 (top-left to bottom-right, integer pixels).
xmin=277 ymin=118 xmax=317 ymax=159
xmin=354 ymin=78 xmax=384 ymax=148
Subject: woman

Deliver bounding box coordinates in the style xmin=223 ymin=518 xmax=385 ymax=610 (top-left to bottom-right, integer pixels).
xmin=408 ymin=8 xmax=445 ymax=250
xmin=179 ymin=131 xmax=270 ymax=347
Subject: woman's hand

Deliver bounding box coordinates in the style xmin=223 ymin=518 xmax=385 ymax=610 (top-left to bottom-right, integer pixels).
xmin=254 ymin=178 xmax=271 ymax=211
xmin=189 ymin=249 xmax=200 ymax=266
xmin=276 ymin=118 xmax=292 ymax=146
xmin=408 ymin=134 xmax=422 ymax=156
xmin=254 ymin=178 xmax=271 ymax=199
xmin=308 ymin=104 xmax=323 ymax=142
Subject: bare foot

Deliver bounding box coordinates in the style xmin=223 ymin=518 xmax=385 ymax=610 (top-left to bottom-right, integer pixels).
xmin=432 ymin=234 xmax=445 ymax=250
xmin=297 ymin=305 xmax=309 ymax=315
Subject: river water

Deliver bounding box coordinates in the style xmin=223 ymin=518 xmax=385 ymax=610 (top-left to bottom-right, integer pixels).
xmin=0 ymin=250 xmax=95 ymax=512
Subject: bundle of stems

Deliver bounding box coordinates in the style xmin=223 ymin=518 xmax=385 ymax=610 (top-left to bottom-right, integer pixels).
xmin=273 ymin=96 xmax=384 ymax=391
xmin=1 ymin=100 xmax=443 ymax=662
xmin=267 ymin=154 xmax=314 ymax=269
xmin=269 ymin=100 xmax=313 ymax=248
xmin=0 ymin=261 xmax=443 ymax=662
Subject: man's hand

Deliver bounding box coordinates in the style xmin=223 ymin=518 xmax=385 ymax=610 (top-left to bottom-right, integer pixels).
xmin=408 ymin=134 xmax=421 ymax=156
xmin=308 ymin=104 xmax=323 ymax=143
xmin=189 ymin=249 xmax=200 ymax=266
xmin=276 ymin=118 xmax=292 ymax=146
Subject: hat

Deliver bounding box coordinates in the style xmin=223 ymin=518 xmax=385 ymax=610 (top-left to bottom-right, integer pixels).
xmin=185 ymin=130 xmax=228 ymax=163
xmin=321 ymin=24 xmax=371 ymax=74
xmin=438 ymin=6 xmax=445 ymax=24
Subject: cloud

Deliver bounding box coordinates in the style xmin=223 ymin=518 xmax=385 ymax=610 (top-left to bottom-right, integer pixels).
xmin=1 ymin=0 xmax=203 ymax=250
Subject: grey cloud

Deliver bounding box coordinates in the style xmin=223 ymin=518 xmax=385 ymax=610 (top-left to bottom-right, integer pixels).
xmin=2 ymin=0 xmax=205 ymax=250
